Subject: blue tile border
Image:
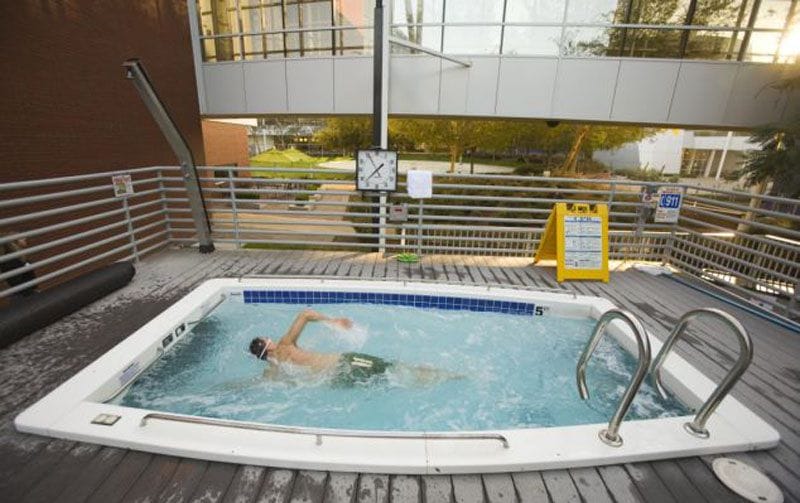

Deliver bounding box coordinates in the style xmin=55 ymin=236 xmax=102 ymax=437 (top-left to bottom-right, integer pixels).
xmin=242 ymin=290 xmax=535 ymax=315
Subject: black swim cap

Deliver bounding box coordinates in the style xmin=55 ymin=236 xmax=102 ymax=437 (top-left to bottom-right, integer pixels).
xmin=249 ymin=338 xmax=267 ymax=359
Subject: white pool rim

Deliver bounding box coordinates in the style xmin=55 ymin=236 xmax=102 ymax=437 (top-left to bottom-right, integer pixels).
xmin=15 ymin=278 xmax=780 ymax=474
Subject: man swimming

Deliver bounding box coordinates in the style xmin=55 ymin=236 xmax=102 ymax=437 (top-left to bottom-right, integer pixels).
xmin=248 ymin=308 xmax=461 ymax=385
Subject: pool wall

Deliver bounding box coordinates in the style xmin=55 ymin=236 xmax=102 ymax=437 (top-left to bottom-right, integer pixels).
xmin=15 ymin=278 xmax=780 ymax=474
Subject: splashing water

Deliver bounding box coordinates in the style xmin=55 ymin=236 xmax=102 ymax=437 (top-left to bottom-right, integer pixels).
xmin=324 ymin=321 xmax=369 ymax=349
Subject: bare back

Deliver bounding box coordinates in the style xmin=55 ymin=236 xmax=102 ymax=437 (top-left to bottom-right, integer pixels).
xmin=271 ymin=344 xmax=339 ymax=372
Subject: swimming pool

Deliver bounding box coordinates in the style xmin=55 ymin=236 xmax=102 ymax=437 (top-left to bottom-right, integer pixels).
xmin=15 ymin=278 xmax=779 ymax=473
xmin=113 ymin=297 xmax=688 ymax=431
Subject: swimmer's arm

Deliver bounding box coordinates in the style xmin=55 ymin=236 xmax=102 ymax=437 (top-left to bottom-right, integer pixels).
xmin=279 ymin=309 xmax=326 ymax=346
xmin=306 ymin=309 xmax=353 ymax=329
xmin=279 ymin=309 xmax=352 ymax=347
xmin=263 ymin=363 xmax=280 ymax=380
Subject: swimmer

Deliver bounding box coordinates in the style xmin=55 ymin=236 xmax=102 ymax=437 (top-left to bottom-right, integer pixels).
xmin=248 ymin=308 xmax=462 ymax=385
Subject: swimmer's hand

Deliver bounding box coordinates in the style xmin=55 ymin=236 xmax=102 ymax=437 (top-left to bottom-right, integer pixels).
xmin=329 ymin=317 xmax=353 ymax=330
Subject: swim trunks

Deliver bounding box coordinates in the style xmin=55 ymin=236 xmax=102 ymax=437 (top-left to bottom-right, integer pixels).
xmin=334 ymin=352 xmax=393 ymax=385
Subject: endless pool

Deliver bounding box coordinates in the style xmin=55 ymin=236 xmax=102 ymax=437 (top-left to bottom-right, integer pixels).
xmin=15 ymin=278 xmax=779 ymax=473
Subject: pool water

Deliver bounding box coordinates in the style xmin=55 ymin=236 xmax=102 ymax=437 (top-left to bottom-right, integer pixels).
xmin=113 ymin=296 xmax=689 ymax=431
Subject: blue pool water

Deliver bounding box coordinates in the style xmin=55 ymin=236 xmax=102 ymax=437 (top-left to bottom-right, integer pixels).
xmin=114 ymin=294 xmax=689 ymax=431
